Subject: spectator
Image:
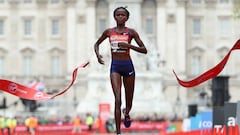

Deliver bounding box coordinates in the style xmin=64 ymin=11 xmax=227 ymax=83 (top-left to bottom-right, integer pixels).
xmin=28 ymin=115 xmax=38 ymax=135
xmin=5 ymin=117 xmax=11 ymax=135
xmin=39 ymin=116 xmax=48 ymax=125
xmin=94 ymin=115 xmax=101 ymax=133
xmin=72 ymin=115 xmax=81 ymax=133
xmin=6 ymin=117 xmax=17 ymax=135
xmin=86 ymin=113 xmax=94 ymax=131
xmin=25 ymin=116 xmax=30 ymax=133
xmin=105 ymin=118 xmax=115 ymax=133
xmin=0 ymin=115 xmax=5 ymax=135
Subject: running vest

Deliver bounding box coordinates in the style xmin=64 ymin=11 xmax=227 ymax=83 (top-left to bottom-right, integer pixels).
xmin=109 ymin=27 xmax=131 ymax=54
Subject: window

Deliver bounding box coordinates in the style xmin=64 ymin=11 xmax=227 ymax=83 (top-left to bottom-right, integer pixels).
xmin=51 ymin=19 xmax=60 ymax=36
xmin=23 ymin=56 xmax=32 ymax=76
xmin=23 ymin=0 xmax=32 ymax=3
xmin=51 ymin=0 xmax=59 ymax=4
xmin=0 ymin=20 xmax=4 ymax=35
xmin=0 ymin=56 xmax=4 ymax=76
xmin=145 ymin=18 xmax=154 ymax=34
xmin=219 ymin=18 xmax=230 ymax=36
xmin=51 ymin=56 xmax=61 ymax=76
xmin=192 ymin=0 xmax=201 ymax=4
xmin=219 ymin=0 xmax=229 ymax=4
xmin=192 ymin=18 xmax=201 ymax=35
xmin=142 ymin=0 xmax=156 ymax=36
xmin=24 ymin=19 xmax=32 ymax=36
xmin=192 ymin=55 xmax=201 ymax=75
xmin=98 ymin=18 xmax=106 ymax=36
xmin=96 ymin=0 xmax=108 ymax=37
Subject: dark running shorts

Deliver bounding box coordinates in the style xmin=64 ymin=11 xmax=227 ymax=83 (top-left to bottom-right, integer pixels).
xmin=110 ymin=60 xmax=135 ymax=77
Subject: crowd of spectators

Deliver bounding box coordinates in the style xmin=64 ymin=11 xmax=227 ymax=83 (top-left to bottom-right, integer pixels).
xmin=0 ymin=112 xmax=184 ymax=135
xmin=2 ymin=112 xmax=184 ymax=125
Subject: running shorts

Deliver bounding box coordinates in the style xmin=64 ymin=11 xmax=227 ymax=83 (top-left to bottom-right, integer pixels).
xmin=110 ymin=60 xmax=135 ymax=77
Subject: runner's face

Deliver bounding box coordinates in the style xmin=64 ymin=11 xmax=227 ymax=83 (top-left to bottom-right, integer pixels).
xmin=114 ymin=9 xmax=128 ymax=25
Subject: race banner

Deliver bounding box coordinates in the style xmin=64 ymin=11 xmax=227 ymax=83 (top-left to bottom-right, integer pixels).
xmin=173 ymin=39 xmax=240 ymax=88
xmin=224 ymin=102 xmax=237 ymax=127
xmin=99 ymin=103 xmax=111 ymax=133
xmin=200 ymin=111 xmax=212 ymax=129
xmin=0 ymin=62 xmax=89 ymax=101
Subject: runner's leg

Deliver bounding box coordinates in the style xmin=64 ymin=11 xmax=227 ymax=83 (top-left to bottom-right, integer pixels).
xmin=123 ymin=76 xmax=135 ymax=115
xmin=110 ymin=73 xmax=122 ymax=134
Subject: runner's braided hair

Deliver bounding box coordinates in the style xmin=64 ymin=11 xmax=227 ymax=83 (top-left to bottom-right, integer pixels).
xmin=113 ymin=6 xmax=130 ymax=19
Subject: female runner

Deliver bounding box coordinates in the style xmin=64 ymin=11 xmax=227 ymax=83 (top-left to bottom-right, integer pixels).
xmin=94 ymin=6 xmax=147 ymax=135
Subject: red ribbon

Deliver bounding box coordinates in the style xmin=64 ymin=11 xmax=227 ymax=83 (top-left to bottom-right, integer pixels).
xmin=0 ymin=62 xmax=89 ymax=101
xmin=173 ymin=39 xmax=240 ymax=88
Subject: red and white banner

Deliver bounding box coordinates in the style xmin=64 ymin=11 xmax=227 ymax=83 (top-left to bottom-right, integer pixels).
xmin=0 ymin=62 xmax=89 ymax=101
xmin=173 ymin=39 xmax=240 ymax=88
xmin=99 ymin=103 xmax=111 ymax=133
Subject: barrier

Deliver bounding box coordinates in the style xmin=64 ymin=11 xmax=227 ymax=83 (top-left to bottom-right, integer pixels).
xmin=0 ymin=122 xmax=166 ymax=135
xmin=164 ymin=125 xmax=239 ymax=135
xmin=166 ymin=130 xmax=200 ymax=135
xmin=0 ymin=122 xmax=238 ymax=135
xmin=0 ymin=124 xmax=94 ymax=135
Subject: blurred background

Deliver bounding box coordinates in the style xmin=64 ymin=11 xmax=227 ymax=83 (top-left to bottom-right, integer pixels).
xmin=0 ymin=0 xmax=240 ymax=134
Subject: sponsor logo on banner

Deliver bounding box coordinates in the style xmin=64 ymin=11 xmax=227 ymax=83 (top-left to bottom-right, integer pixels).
xmin=99 ymin=103 xmax=111 ymax=133
xmin=189 ymin=111 xmax=213 ymax=130
xmin=8 ymin=83 xmax=17 ymax=93
xmin=190 ymin=114 xmax=201 ymax=130
xmin=224 ymin=103 xmax=237 ymax=127
xmin=200 ymin=111 xmax=212 ymax=129
xmin=34 ymin=92 xmax=44 ymax=99
xmin=0 ymin=61 xmax=89 ymax=101
xmin=8 ymin=83 xmax=28 ymax=95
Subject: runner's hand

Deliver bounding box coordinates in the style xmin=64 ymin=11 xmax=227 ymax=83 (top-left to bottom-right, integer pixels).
xmin=118 ymin=42 xmax=129 ymax=49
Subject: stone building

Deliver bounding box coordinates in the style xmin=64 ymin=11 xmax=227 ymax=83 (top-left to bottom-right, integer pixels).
xmin=0 ymin=0 xmax=239 ymax=118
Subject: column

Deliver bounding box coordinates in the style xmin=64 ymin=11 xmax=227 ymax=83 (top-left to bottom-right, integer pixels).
xmin=9 ymin=0 xmax=20 ymax=75
xmin=176 ymin=0 xmax=187 ymax=72
xmin=85 ymin=0 xmax=96 ymax=60
xmin=205 ymin=0 xmax=217 ymax=49
xmin=36 ymin=0 xmax=48 ymax=48
xmin=156 ymin=0 xmax=167 ymax=62
xmin=65 ymin=0 xmax=77 ymax=72
xmin=9 ymin=0 xmax=20 ymax=49
xmin=203 ymin=0 xmax=217 ymax=74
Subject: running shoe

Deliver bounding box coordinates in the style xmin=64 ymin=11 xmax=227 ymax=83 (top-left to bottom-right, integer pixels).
xmin=122 ymin=108 xmax=131 ymax=128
